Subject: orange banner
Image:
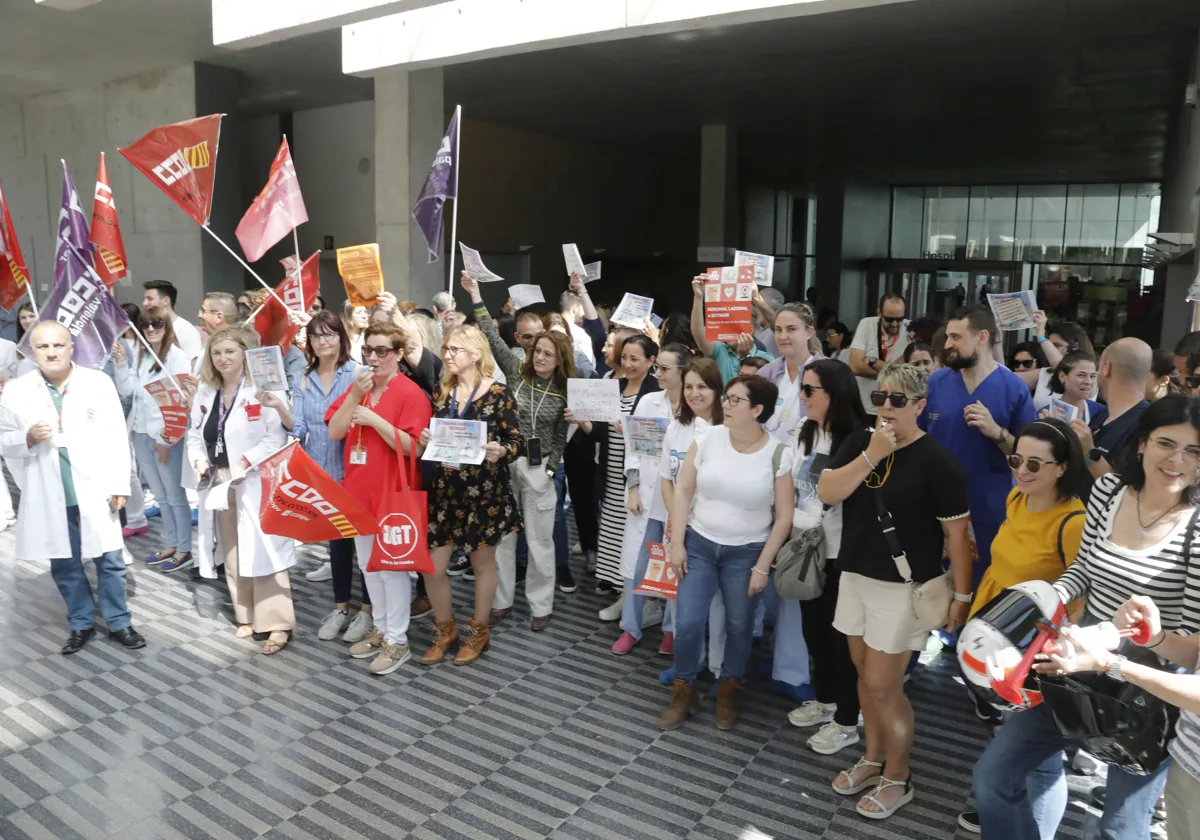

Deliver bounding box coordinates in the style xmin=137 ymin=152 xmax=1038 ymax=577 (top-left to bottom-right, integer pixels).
xmin=336 ymin=244 xmax=384 ymax=306
xmin=703 ymin=265 xmax=755 ymax=343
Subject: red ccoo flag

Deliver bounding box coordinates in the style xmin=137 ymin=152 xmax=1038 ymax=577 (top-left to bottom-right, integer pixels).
xmin=0 ymin=184 xmax=30 ymax=312
xmin=255 ymin=251 xmax=319 ymax=351
xmin=89 ymin=152 xmax=128 ymax=288
xmin=236 ymin=137 xmax=308 ymax=263
xmin=118 ymin=115 xmax=223 ymax=227
xmin=258 ymin=441 xmax=378 ymax=543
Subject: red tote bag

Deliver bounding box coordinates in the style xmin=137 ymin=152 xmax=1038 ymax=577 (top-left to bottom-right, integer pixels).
xmin=367 ymin=431 xmax=434 ymax=574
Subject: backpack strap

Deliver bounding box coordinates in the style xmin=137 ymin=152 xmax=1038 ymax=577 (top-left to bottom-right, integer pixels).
xmin=771 ymin=441 xmax=786 ymax=476
xmin=1056 ymin=510 xmax=1084 ymax=567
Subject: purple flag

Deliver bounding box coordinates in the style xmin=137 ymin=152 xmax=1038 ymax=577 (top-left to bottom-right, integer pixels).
xmin=56 ymin=160 xmax=93 ymax=269
xmin=18 ymin=241 xmax=130 ymax=370
xmin=411 ymin=108 xmax=459 ymax=263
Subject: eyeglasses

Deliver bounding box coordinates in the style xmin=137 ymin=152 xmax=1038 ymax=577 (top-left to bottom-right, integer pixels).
xmin=1147 ymin=437 xmax=1200 ymax=467
xmin=870 ymin=390 xmax=918 ymax=408
xmin=362 ymin=345 xmax=396 ymax=358
xmin=517 ymin=332 xmax=539 ymax=343
xmin=310 ymin=332 xmax=338 ymax=343
xmin=721 ymin=393 xmax=749 ymax=407
xmin=800 ymin=384 xmax=825 ymax=398
xmin=199 ymin=308 xmax=220 ymax=317
xmin=881 ymin=315 xmax=905 ymax=324
xmin=443 ymin=345 xmax=469 ymax=358
xmin=1013 ymin=359 xmax=1037 ymax=370
xmin=1007 ymin=454 xmax=1061 ymax=473
xmin=139 ymin=320 xmax=166 ymax=331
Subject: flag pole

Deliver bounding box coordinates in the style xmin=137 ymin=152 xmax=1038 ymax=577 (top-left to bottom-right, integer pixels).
xmin=292 ymin=227 xmax=303 ymax=310
xmin=124 ymin=324 xmax=184 ymax=396
xmin=201 ymin=224 xmax=294 ymax=312
xmin=446 ymin=104 xmax=462 ymax=294
xmin=24 ymin=283 xmax=38 ymax=318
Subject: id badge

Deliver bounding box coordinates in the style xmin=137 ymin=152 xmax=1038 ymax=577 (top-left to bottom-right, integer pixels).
xmin=350 ymin=446 xmax=367 ymax=466
xmin=527 ymin=436 xmax=542 ymax=466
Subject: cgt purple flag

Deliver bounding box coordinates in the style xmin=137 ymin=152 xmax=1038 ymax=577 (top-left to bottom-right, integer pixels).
xmin=56 ymin=160 xmax=93 ymax=268
xmin=411 ymin=108 xmax=459 ymax=263
xmin=18 ymin=242 xmax=129 ymax=370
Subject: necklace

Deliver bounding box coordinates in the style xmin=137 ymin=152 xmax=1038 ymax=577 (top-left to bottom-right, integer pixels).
xmin=1136 ymin=490 xmax=1180 ymax=538
xmin=864 ymin=454 xmax=895 ymax=489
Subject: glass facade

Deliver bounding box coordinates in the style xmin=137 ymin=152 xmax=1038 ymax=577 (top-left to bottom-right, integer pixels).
xmin=741 ymin=185 xmax=816 ymax=298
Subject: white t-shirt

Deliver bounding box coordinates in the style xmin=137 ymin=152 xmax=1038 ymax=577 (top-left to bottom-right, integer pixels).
xmin=850 ymin=316 xmax=910 ymax=415
xmin=171 ymin=315 xmax=204 ymax=363
xmin=791 ymin=427 xmax=843 ymax=558
xmin=659 ymin=417 xmax=710 ymax=522
xmin=690 ymin=425 xmax=794 ymax=545
xmin=569 ymin=322 xmax=595 ymax=364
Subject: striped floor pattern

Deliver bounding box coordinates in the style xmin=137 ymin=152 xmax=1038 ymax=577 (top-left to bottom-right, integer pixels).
xmin=0 ymin=504 xmax=1113 ymax=838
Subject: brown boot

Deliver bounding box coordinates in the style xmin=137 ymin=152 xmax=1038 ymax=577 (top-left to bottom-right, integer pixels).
xmin=421 ymin=619 xmax=459 ymax=665
xmin=715 ymin=678 xmax=743 ymax=730
xmin=658 ymin=678 xmax=699 ymax=731
xmin=453 ymin=619 xmax=490 ymax=665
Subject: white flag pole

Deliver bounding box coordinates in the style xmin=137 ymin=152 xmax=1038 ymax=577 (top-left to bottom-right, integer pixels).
xmin=126 ymin=323 xmax=184 ymax=396
xmin=201 ymin=224 xmax=294 ymax=312
xmin=446 ymin=104 xmax=462 ymax=294
xmin=24 ymin=283 xmax=38 ymax=318
xmin=292 ymin=227 xmax=304 ymax=309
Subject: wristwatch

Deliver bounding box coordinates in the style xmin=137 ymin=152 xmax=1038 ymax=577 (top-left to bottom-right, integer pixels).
xmin=867 ymin=356 xmax=878 ymax=366
xmin=953 ymin=592 xmax=973 ymax=604
xmin=1087 ymin=447 xmax=1104 ymax=463
xmin=1106 ymin=655 xmax=1128 ymax=682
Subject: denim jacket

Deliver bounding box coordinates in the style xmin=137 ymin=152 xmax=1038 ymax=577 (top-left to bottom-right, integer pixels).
xmin=290 ymin=360 xmax=357 ymax=481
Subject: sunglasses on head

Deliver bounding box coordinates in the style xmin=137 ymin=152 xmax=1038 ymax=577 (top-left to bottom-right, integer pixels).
xmin=881 ymin=315 xmax=905 ymax=324
xmin=1007 ymin=454 xmax=1061 ymax=473
xmin=869 ymin=390 xmax=915 ymax=408
xmin=1013 ymin=358 xmax=1037 ymax=370
xmin=139 ymin=320 xmax=166 ymax=331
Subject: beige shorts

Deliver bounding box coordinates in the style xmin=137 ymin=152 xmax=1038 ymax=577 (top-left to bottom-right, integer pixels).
xmin=833 ymin=571 xmax=929 ymax=655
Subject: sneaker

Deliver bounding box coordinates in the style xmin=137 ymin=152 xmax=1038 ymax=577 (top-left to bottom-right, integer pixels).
xmin=368 ymin=642 xmax=411 ymax=675
xmin=305 ymin=562 xmax=332 ymax=582
xmin=807 ymin=721 xmax=859 ymax=755
xmin=611 ymin=631 xmax=638 ymax=655
xmin=348 ymin=629 xmax=384 ymax=659
xmin=658 ymin=632 xmax=674 ymax=656
xmin=342 ymin=611 xmax=374 ymax=644
xmin=410 ymin=595 xmax=432 ymax=618
xmin=122 ymin=525 xmax=149 ymax=538
xmin=463 ymin=567 xmax=476 ymax=582
xmin=143 ymin=552 xmax=171 ymax=566
xmin=447 ymin=553 xmax=470 ymax=577
xmin=770 ymin=679 xmax=816 ymax=704
xmin=317 ymin=609 xmax=352 ymax=641
xmin=158 ymin=554 xmax=194 ymax=573
xmin=144 ymin=504 xmax=160 ymax=518
xmin=598 ymin=594 xmax=625 ymax=621
xmin=1071 ymin=749 xmax=1102 ymax=776
xmin=642 ymin=599 xmax=664 ymax=629
xmin=788 ymin=701 xmax=837 ymax=728
xmin=557 ymin=565 xmax=577 ymax=593
xmin=595 ymin=580 xmax=617 ymax=596
xmin=957 ymin=811 xmax=980 ymax=834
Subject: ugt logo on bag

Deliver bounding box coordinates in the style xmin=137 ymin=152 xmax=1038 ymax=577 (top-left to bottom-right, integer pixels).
xmin=377 ymin=513 xmax=419 ymax=561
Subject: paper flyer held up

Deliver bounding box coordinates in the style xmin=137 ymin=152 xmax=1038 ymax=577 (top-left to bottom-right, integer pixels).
xmin=611 ymin=292 xmax=653 ymax=328
xmin=508 ymin=284 xmax=545 ymax=311
xmin=624 ymin=416 xmax=669 ymax=459
xmin=336 ymin=243 xmax=384 ymax=306
xmin=567 ymin=378 xmax=621 ymax=423
xmin=421 ymin=418 xmax=487 ymax=466
xmin=734 ymin=250 xmax=775 ymax=286
xmin=987 ymin=290 xmax=1038 ymax=331
xmin=634 ymin=542 xmax=678 ymax=600
xmin=245 ymin=345 xmax=288 ymax=392
xmin=144 ymin=373 xmax=195 ymax=445
xmin=459 ymin=242 xmax=504 ymax=282
xmin=584 ymin=261 xmax=602 ymax=282
xmin=562 ymin=243 xmax=588 ymax=278
xmin=703 ymin=265 xmax=755 ymax=342
xmin=1048 ymin=397 xmax=1079 ymax=423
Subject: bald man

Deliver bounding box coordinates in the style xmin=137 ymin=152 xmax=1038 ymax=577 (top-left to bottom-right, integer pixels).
xmin=0 ymin=322 xmax=144 ymax=654
xmin=1072 ymin=336 xmax=1152 ymax=485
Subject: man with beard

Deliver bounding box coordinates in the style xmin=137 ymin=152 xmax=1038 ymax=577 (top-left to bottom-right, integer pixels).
xmin=850 ymin=294 xmax=910 ymax=421
xmin=920 ymin=305 xmax=1035 ymax=598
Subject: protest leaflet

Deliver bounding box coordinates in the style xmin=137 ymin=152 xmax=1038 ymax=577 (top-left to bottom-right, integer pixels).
xmin=584 ymin=261 xmax=602 ymax=282
xmin=459 ymin=242 xmax=504 ymax=282
xmin=987 ymin=290 xmax=1038 ymax=331
xmin=421 ymin=418 xmax=488 ymax=466
xmin=611 ymin=292 xmax=654 ymax=328
xmin=508 ymin=284 xmax=545 ymax=310
xmin=624 ymin=416 xmax=669 ymax=458
xmin=568 ymin=378 xmax=621 ymax=423
xmin=634 ymin=542 xmax=678 ymax=600
xmin=734 ymin=250 xmax=775 ymax=286
xmin=703 ymin=266 xmax=755 ymax=342
xmin=336 ymin=244 xmax=384 ymax=306
xmin=1048 ymin=397 xmax=1079 ymax=423
xmin=144 ymin=373 xmax=195 ymax=445
xmin=563 ymin=243 xmax=588 ymax=278
xmin=246 ymin=345 xmax=288 ymax=392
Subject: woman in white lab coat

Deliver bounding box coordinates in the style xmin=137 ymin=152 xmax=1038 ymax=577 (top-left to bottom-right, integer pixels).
xmin=186 ymin=328 xmax=295 ymax=655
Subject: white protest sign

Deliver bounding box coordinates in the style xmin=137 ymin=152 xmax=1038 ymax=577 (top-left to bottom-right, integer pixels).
xmin=611 ymin=293 xmax=654 ymax=328
xmin=563 ymin=243 xmax=589 ymax=279
xmin=568 ymin=378 xmax=621 ymax=423
xmin=734 ymin=250 xmax=775 ymax=286
xmin=421 ymin=418 xmax=488 ymax=466
xmin=624 ymin=416 xmax=669 ymax=458
xmin=584 ymin=261 xmax=602 ymax=282
xmin=987 ymin=290 xmax=1038 ymax=331
xmin=508 ymin=284 xmax=545 ymax=311
xmin=459 ymin=242 xmax=504 ymax=282
xmin=1048 ymin=397 xmax=1079 ymax=423
xmin=245 ymin=345 xmax=288 ymax=392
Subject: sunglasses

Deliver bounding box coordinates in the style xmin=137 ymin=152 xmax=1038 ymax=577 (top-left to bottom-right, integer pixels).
xmin=362 ymin=346 xmax=396 ymax=358
xmin=139 ymin=320 xmax=166 ymax=331
xmin=800 ymin=384 xmax=825 ymax=398
xmin=869 ymin=390 xmax=916 ymax=408
xmin=1013 ymin=359 xmax=1037 ymax=370
xmin=1007 ymin=454 xmax=1061 ymax=473
xmin=881 ymin=315 xmax=905 ymax=324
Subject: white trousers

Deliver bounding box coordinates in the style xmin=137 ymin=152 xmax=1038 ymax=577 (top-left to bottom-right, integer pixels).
xmin=495 ymin=457 xmax=558 ymax=618
xmin=353 ymin=535 xmax=411 ymax=646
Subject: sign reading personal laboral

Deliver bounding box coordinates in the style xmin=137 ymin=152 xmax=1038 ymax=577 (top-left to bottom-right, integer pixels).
xmin=703 ymin=265 xmax=755 ymax=342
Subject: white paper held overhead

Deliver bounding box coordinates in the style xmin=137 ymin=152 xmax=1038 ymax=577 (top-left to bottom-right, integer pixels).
xmin=508 ymin=284 xmax=545 ymax=311
xmin=459 ymin=242 xmax=504 ymax=282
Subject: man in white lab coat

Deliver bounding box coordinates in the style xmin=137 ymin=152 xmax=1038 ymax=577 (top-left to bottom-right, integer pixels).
xmin=0 ymin=322 xmax=145 ymax=654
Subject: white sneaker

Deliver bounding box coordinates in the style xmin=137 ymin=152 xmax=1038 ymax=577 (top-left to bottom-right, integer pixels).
xmin=317 ymin=609 xmax=352 ymax=641
xmin=306 ymin=561 xmax=333 ymax=582
xmin=342 ymin=611 xmax=374 ymax=643
xmin=788 ymin=701 xmax=836 ymax=728
xmin=807 ymin=722 xmax=859 ymax=755
xmin=1071 ymin=749 xmax=1102 ymax=776
xmin=641 ymin=599 xmax=664 ymax=629
xmin=598 ymin=593 xmax=625 ymax=621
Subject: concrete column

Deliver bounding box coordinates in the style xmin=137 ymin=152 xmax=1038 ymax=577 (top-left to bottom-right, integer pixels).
xmin=374 ymin=66 xmax=445 ymax=308
xmin=697 ymin=124 xmax=737 ymax=259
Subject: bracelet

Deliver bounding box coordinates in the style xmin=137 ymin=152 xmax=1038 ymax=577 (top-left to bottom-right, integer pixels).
xmin=752 ymin=567 xmax=770 ymax=577
xmin=1036 ymin=335 xmax=1048 ymax=344
xmin=1147 ymin=630 xmax=1167 ymax=649
xmin=861 ymin=450 xmax=877 ymax=471
xmin=953 ymin=591 xmax=973 ymax=603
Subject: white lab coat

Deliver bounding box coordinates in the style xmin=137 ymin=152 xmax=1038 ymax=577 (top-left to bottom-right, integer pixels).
xmin=113 ymin=344 xmax=193 ymax=444
xmin=619 ymin=390 xmax=674 ymax=581
xmin=186 ymin=381 xmax=294 ymax=580
xmin=0 ymin=365 xmax=130 ymax=561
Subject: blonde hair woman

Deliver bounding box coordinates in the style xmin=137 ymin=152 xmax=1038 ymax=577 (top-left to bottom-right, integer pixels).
xmin=415 ymin=323 xmax=523 ymax=666
xmin=342 ymin=300 xmax=370 ymax=363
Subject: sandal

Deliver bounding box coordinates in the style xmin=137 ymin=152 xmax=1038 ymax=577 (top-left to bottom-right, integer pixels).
xmin=261 ymin=631 xmax=290 ymax=655
xmin=856 ymin=776 xmax=913 ymax=820
xmin=235 ymin=624 xmax=255 ymax=638
xmin=832 ymin=758 xmax=883 ymax=796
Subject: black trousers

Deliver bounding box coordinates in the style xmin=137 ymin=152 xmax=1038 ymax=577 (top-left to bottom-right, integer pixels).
xmin=563 ymin=440 xmax=600 ymax=554
xmin=330 ymin=538 xmax=371 ymax=607
xmin=801 ymin=567 xmax=860 ymax=726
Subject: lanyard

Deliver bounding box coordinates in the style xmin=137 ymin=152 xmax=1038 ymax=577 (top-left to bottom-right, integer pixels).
xmin=49 ymin=377 xmax=71 ymax=432
xmin=216 ymin=375 xmax=244 ymax=434
xmin=355 ymin=374 xmax=394 ymax=452
xmin=515 ymin=378 xmax=551 ymax=438
xmin=449 ymin=383 xmax=480 ymax=420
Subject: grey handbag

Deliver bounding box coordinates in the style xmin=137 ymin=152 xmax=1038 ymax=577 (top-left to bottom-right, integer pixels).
xmin=772 ymin=517 xmax=827 ymax=601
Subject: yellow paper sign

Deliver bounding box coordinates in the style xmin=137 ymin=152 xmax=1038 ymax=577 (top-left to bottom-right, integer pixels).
xmin=336 ymin=244 xmax=385 ymax=306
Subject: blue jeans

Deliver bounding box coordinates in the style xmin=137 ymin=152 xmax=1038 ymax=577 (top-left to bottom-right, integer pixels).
xmin=620 ymin=519 xmax=675 ymax=639
xmin=51 ymin=506 xmax=131 ymax=632
xmin=973 ymin=701 xmax=1169 ymax=840
xmin=132 ymin=432 xmax=192 ymax=554
xmin=674 ymin=528 xmax=763 ymax=683
xmin=760 ymin=578 xmax=810 ymax=686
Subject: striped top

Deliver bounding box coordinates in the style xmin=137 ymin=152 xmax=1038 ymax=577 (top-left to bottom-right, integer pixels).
xmin=1054 ymin=472 xmax=1200 ymax=634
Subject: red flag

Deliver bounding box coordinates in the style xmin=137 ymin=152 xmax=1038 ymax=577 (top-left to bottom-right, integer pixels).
xmin=118 ymin=114 xmax=223 ymax=227
xmin=236 ymin=137 xmax=309 ymax=263
xmin=258 ymin=441 xmax=378 ymax=543
xmin=0 ymin=184 xmax=30 ymax=312
xmin=89 ymin=152 xmax=128 ymax=289
xmin=254 ymin=251 xmax=319 ymax=351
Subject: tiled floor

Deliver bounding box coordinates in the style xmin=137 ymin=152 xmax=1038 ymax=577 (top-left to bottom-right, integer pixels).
xmin=0 ymin=506 xmax=1105 ymax=839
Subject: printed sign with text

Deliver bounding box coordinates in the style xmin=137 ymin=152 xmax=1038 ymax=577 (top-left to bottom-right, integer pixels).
xmin=703 ymin=265 xmax=755 ymax=342
xmin=634 ymin=542 xmax=678 ymax=600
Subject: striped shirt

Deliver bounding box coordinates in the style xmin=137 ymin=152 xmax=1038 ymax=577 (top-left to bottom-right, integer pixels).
xmin=1054 ymin=472 xmax=1200 ymax=634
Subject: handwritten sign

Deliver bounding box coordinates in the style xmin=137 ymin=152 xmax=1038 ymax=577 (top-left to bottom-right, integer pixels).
xmin=634 ymin=542 xmax=677 ymax=600
xmin=704 ymin=266 xmax=754 ymax=342
xmin=568 ymin=378 xmax=621 ymax=423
